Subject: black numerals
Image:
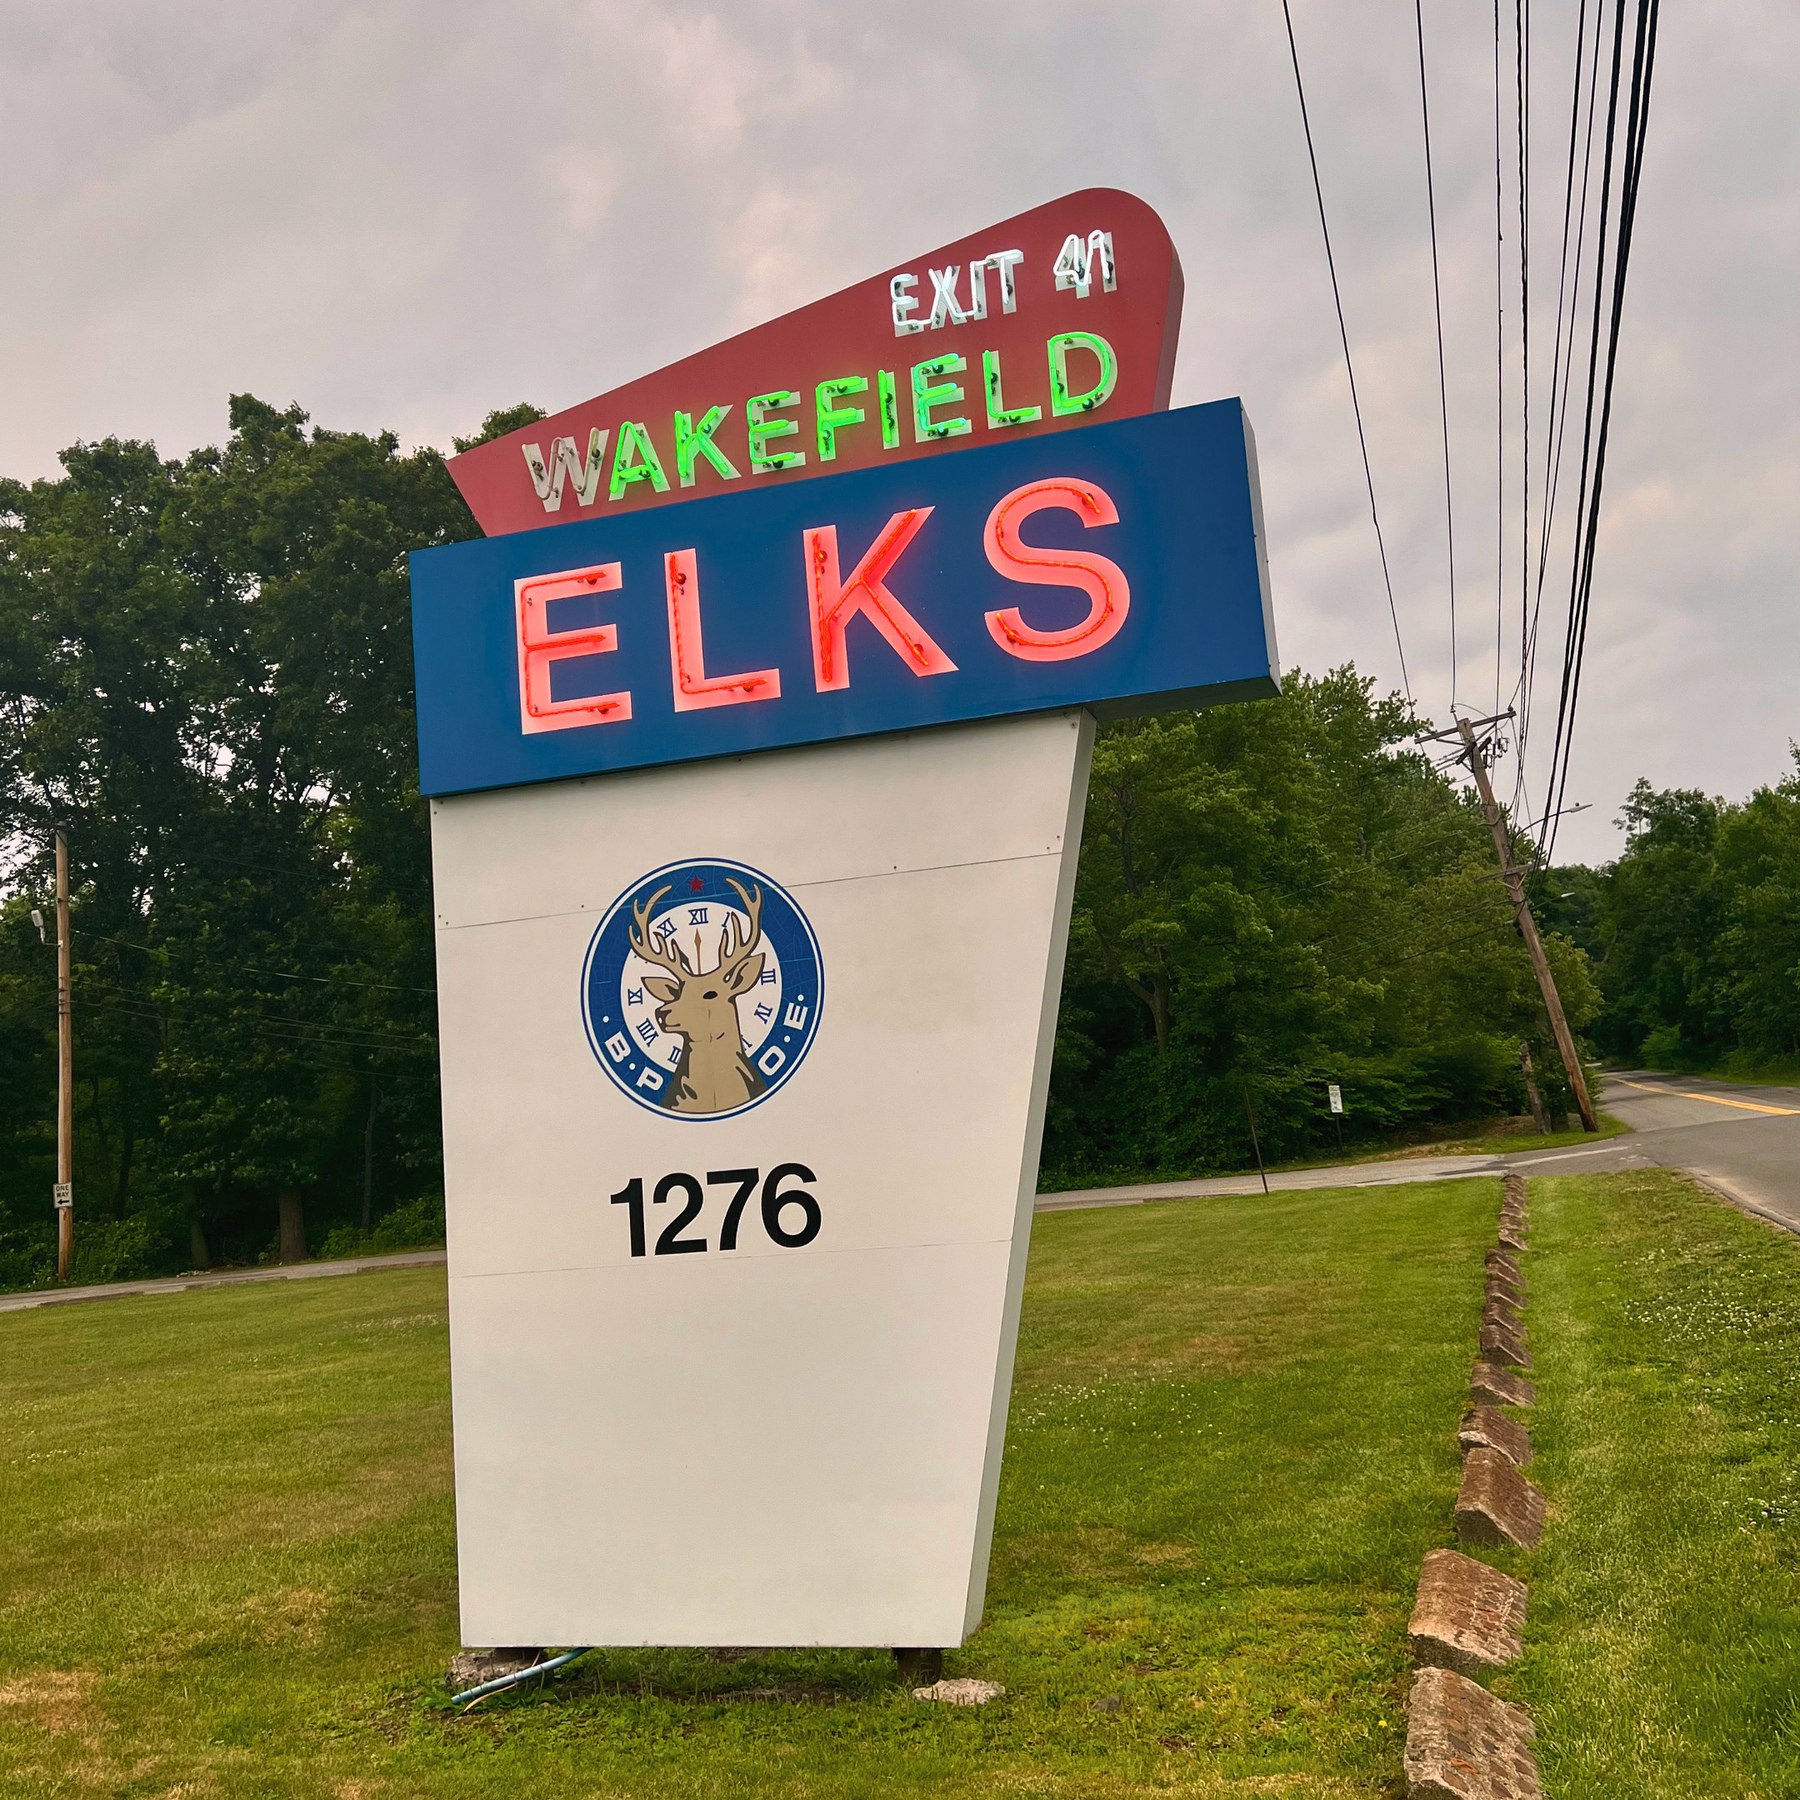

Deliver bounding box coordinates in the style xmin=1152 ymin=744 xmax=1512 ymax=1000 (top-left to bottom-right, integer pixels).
xmin=613 ymin=1163 xmax=821 ymax=1258
xmin=609 ymin=1177 xmax=646 ymax=1258
xmin=709 ymin=1169 xmax=760 ymax=1251
xmin=652 ymin=1173 xmax=707 ymax=1255
xmin=761 ymin=1163 xmax=821 ymax=1248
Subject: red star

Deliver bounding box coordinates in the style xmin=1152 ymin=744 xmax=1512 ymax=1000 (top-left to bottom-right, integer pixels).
xmin=688 ymin=875 xmax=705 ymax=891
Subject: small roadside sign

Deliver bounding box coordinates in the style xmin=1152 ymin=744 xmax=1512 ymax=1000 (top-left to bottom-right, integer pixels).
xmin=52 ymin=1182 xmax=72 ymax=1210
xmin=1327 ymin=1084 xmax=1344 ymax=1115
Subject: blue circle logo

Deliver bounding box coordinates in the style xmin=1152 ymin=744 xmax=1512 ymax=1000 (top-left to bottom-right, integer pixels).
xmin=581 ymin=858 xmax=823 ymax=1119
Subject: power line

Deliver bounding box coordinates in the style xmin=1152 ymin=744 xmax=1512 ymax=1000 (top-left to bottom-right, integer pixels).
xmin=1414 ymin=0 xmax=1460 ymax=710
xmin=1540 ymin=0 xmax=1663 ymax=860
xmin=1279 ymin=0 xmax=1413 ymax=703
xmin=1493 ymin=0 xmax=1508 ymax=722
xmin=1516 ymin=0 xmax=1532 ymax=781
xmin=1543 ymin=0 xmax=1660 ymax=860
xmin=1517 ymin=0 xmax=1605 ymax=807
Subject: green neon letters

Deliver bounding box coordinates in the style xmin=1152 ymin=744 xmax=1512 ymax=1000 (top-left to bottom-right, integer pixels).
xmin=747 ymin=390 xmax=806 ymax=473
xmin=877 ymin=371 xmax=900 ymax=449
xmin=814 ymin=377 xmax=868 ymax=462
xmin=609 ymin=422 xmax=670 ymax=501
xmin=982 ymin=350 xmax=1041 ymax=429
xmin=673 ymin=406 xmax=739 ymax=487
xmin=1048 ymin=332 xmax=1118 ymax=418
xmin=912 ymin=354 xmax=971 ymax=442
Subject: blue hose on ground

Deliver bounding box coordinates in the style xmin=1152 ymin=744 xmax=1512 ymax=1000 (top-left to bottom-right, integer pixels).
xmin=455 ymin=1647 xmax=592 ymax=1707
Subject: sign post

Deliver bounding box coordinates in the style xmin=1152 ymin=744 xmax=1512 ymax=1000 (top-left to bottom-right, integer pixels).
xmin=414 ymin=191 xmax=1280 ymax=1652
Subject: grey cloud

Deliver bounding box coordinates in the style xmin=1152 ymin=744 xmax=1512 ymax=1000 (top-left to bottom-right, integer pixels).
xmin=1 ymin=0 xmax=1792 ymax=861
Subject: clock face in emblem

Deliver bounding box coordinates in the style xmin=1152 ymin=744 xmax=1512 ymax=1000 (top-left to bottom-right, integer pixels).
xmin=581 ymin=857 xmax=823 ymax=1120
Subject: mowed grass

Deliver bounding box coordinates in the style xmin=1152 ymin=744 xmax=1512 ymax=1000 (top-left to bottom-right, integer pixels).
xmin=0 ymin=1180 xmax=1497 ymax=1798
xmin=1489 ymin=1170 xmax=1800 ymax=1799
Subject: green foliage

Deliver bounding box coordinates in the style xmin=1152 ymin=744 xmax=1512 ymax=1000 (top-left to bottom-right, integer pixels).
xmin=1046 ymin=669 xmax=1597 ymax=1182
xmin=316 ymin=1191 xmax=447 ymax=1261
xmin=0 ymin=398 xmax=480 ymax=1281
xmin=1575 ymin=755 xmax=1800 ymax=1067
xmin=1 ymin=393 xmax=1618 ymax=1280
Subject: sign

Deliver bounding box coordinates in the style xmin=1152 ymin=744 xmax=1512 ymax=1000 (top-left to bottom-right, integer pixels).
xmin=422 ymin=189 xmax=1280 ymax=1654
xmin=436 ymin=711 xmax=1091 ymax=1647
xmin=445 ymin=188 xmax=1183 ymax=538
xmin=412 ymin=401 xmax=1278 ymax=796
xmin=1328 ymin=1083 xmax=1344 ymax=1116
xmin=52 ymin=1182 xmax=71 ymax=1211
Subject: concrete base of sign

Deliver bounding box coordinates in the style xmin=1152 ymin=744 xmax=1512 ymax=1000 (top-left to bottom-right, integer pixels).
xmin=447 ymin=1648 xmax=545 ymax=1692
xmin=914 ymin=1678 xmax=1005 ymax=1705
xmin=431 ymin=711 xmax=1094 ymax=1649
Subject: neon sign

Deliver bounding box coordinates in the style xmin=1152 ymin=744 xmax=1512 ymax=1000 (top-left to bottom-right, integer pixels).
xmin=446 ymin=189 xmax=1184 ymax=538
xmin=414 ymin=400 xmax=1277 ymax=797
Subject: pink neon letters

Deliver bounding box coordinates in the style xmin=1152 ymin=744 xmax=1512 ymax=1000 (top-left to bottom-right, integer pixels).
xmin=513 ymin=478 xmax=1127 ymax=731
xmin=664 ymin=549 xmax=781 ymax=712
xmin=515 ymin=562 xmax=631 ymax=734
xmin=803 ymin=510 xmax=957 ymax=692
xmin=982 ymin=478 xmax=1131 ymax=661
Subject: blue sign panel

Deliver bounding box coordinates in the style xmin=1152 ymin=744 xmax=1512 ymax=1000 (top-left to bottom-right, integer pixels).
xmin=411 ymin=400 xmax=1276 ymax=796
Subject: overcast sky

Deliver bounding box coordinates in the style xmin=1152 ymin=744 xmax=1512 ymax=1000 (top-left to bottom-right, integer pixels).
xmin=3 ymin=1 xmax=1793 ymax=863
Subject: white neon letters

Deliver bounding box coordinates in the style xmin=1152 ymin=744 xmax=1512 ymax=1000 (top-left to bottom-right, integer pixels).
xmin=521 ymin=429 xmax=608 ymax=512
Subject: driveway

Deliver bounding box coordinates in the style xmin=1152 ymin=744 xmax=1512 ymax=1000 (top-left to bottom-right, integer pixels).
xmin=1038 ymin=1070 xmax=1800 ymax=1235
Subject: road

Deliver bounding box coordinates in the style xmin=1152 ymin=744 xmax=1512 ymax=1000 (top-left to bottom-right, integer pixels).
xmin=1038 ymin=1070 xmax=1800 ymax=1233
xmin=5 ymin=1072 xmax=1795 ymax=1317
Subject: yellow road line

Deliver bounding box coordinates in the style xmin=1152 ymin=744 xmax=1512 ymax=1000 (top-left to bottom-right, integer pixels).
xmin=1613 ymin=1077 xmax=1799 ymax=1116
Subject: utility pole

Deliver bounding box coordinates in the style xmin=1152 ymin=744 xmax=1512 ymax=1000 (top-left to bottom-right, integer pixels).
xmin=54 ymin=828 xmax=74 ymax=1279
xmin=1450 ymin=717 xmax=1598 ymax=1134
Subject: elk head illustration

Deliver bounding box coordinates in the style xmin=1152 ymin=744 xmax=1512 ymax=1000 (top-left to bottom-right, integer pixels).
xmin=628 ymin=877 xmax=767 ymax=1114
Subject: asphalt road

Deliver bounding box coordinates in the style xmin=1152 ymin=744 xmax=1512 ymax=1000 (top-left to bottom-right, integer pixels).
xmin=1038 ymin=1070 xmax=1800 ymax=1233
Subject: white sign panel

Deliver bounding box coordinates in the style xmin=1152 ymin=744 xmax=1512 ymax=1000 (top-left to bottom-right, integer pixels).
xmin=432 ymin=711 xmax=1093 ymax=1648
xmin=1327 ymin=1083 xmax=1343 ymax=1116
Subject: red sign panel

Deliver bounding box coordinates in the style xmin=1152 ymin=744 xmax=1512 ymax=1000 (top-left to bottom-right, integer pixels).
xmin=447 ymin=187 xmax=1183 ymax=539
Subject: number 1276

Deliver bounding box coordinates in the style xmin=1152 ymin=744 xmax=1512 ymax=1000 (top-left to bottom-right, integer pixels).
xmin=610 ymin=1163 xmax=820 ymax=1258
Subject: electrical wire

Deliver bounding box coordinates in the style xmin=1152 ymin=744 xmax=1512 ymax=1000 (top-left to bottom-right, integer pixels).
xmin=1493 ymin=0 xmax=1508 ymax=722
xmin=1414 ymin=0 xmax=1460 ymax=709
xmin=1539 ymin=0 xmax=1660 ymax=861
xmin=1517 ymin=0 xmax=1605 ymax=806
xmin=1515 ymin=0 xmax=1532 ymax=780
xmin=1279 ymin=0 xmax=1413 ymax=703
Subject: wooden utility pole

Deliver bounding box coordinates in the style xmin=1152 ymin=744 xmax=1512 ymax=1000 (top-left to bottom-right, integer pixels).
xmin=1454 ymin=718 xmax=1598 ymax=1134
xmin=54 ymin=828 xmax=74 ymax=1280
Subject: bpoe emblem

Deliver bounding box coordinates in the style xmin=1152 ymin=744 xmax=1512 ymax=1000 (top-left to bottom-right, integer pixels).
xmin=582 ymin=858 xmax=823 ymax=1118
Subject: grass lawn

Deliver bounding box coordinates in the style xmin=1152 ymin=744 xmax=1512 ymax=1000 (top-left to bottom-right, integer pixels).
xmin=0 ymin=1178 xmax=1493 ymax=1798
xmin=7 ymin=1171 xmax=1794 ymax=1797
xmin=1492 ymin=1169 xmax=1800 ymax=1799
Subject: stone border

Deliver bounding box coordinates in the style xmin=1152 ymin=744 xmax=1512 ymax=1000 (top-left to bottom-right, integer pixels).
xmin=1404 ymin=1173 xmax=1546 ymax=1799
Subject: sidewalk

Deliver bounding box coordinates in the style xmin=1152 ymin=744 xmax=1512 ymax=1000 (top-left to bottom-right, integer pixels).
xmin=0 ymin=1249 xmax=446 ymax=1316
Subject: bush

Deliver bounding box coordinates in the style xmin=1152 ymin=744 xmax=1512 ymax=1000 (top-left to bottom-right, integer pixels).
xmin=68 ymin=1214 xmax=169 ymax=1285
xmin=316 ymin=1192 xmax=446 ymax=1261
